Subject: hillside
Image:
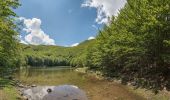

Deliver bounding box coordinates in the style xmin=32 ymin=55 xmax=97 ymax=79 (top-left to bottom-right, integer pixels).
xmin=21 ymin=40 xmax=95 ymax=67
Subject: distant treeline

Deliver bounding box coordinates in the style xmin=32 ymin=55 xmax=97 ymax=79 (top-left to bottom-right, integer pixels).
xmin=21 ymin=40 xmax=94 ymax=67
xmin=25 ymin=56 xmax=70 ymax=66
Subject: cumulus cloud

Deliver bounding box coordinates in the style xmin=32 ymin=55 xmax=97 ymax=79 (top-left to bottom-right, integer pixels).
xmin=19 ymin=17 xmax=55 ymax=45
xmin=71 ymin=43 xmax=79 ymax=47
xmin=82 ymin=0 xmax=126 ymax=24
xmin=88 ymin=36 xmax=95 ymax=40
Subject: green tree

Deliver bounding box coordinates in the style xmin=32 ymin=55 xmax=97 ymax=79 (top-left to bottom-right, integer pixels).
xmin=0 ymin=0 xmax=20 ymax=75
xmin=86 ymin=0 xmax=170 ymax=91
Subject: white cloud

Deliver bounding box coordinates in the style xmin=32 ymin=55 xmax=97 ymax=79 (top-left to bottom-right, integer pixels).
xmin=19 ymin=17 xmax=55 ymax=45
xmin=82 ymin=0 xmax=126 ymax=24
xmin=88 ymin=36 xmax=95 ymax=40
xmin=71 ymin=43 xmax=79 ymax=47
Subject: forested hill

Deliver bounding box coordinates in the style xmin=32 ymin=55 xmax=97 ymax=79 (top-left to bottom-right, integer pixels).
xmin=21 ymin=39 xmax=95 ymax=67
xmin=1 ymin=0 xmax=169 ymax=93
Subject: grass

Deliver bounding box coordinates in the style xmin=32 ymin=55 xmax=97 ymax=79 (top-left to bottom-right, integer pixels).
xmin=0 ymin=78 xmax=21 ymax=100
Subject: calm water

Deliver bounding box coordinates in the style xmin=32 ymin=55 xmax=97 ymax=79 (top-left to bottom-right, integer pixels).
xmin=15 ymin=66 xmax=145 ymax=100
xmin=15 ymin=66 xmax=87 ymax=86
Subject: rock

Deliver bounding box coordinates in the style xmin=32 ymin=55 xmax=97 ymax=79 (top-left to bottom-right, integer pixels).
xmin=20 ymin=92 xmax=24 ymax=96
xmin=19 ymin=88 xmax=25 ymax=92
xmin=23 ymin=96 xmax=28 ymax=100
xmin=21 ymin=91 xmax=24 ymax=95
xmin=18 ymin=84 xmax=25 ymax=88
xmin=131 ymin=82 xmax=136 ymax=86
xmin=15 ymin=79 xmax=20 ymax=83
xmin=31 ymin=84 xmax=36 ymax=87
xmin=47 ymin=88 xmax=52 ymax=93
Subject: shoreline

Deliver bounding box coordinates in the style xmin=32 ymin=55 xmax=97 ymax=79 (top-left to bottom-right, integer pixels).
xmin=75 ymin=67 xmax=170 ymax=100
xmin=1 ymin=67 xmax=169 ymax=100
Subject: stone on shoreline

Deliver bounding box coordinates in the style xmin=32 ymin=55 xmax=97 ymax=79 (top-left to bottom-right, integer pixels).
xmin=31 ymin=84 xmax=36 ymax=87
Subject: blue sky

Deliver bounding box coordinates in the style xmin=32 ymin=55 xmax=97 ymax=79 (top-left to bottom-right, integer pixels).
xmin=15 ymin=0 xmax=126 ymax=46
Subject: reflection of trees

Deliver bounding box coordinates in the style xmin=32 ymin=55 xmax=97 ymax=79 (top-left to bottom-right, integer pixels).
xmin=20 ymin=67 xmax=30 ymax=78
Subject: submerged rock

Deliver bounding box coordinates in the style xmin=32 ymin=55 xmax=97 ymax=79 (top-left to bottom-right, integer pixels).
xmin=22 ymin=85 xmax=88 ymax=100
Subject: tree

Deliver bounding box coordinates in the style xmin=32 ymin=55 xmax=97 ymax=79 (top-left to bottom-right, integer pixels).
xmin=85 ymin=0 xmax=170 ymax=91
xmin=0 ymin=0 xmax=20 ymax=75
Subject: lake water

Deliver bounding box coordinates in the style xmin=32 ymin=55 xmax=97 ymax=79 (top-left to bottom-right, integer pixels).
xmin=15 ymin=67 xmax=87 ymax=86
xmin=15 ymin=66 xmax=145 ymax=100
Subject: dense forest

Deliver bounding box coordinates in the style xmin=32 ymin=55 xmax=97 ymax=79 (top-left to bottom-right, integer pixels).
xmin=84 ymin=0 xmax=170 ymax=92
xmin=0 ymin=0 xmax=170 ymax=93
xmin=21 ymin=40 xmax=95 ymax=67
xmin=0 ymin=0 xmax=21 ymax=76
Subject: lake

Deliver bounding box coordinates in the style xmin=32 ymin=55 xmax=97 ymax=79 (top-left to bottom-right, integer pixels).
xmin=15 ymin=66 xmax=145 ymax=100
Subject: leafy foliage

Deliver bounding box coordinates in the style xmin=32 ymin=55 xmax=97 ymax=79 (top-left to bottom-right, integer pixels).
xmin=85 ymin=0 xmax=170 ymax=92
xmin=0 ymin=0 xmax=21 ymax=76
xmin=21 ymin=40 xmax=95 ymax=67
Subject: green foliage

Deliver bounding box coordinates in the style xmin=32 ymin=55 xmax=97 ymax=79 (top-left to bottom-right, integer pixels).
xmin=0 ymin=78 xmax=20 ymax=100
xmin=85 ymin=0 xmax=170 ymax=92
xmin=21 ymin=40 xmax=95 ymax=67
xmin=0 ymin=0 xmax=21 ymax=76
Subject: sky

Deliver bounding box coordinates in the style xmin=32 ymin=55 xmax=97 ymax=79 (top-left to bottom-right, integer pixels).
xmin=15 ymin=0 xmax=126 ymax=46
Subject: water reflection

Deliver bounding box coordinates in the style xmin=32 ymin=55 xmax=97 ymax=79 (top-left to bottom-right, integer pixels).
xmin=15 ymin=66 xmax=86 ymax=86
xmin=15 ymin=66 xmax=145 ymax=100
xmin=23 ymin=85 xmax=88 ymax=100
xmin=18 ymin=67 xmax=72 ymax=77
